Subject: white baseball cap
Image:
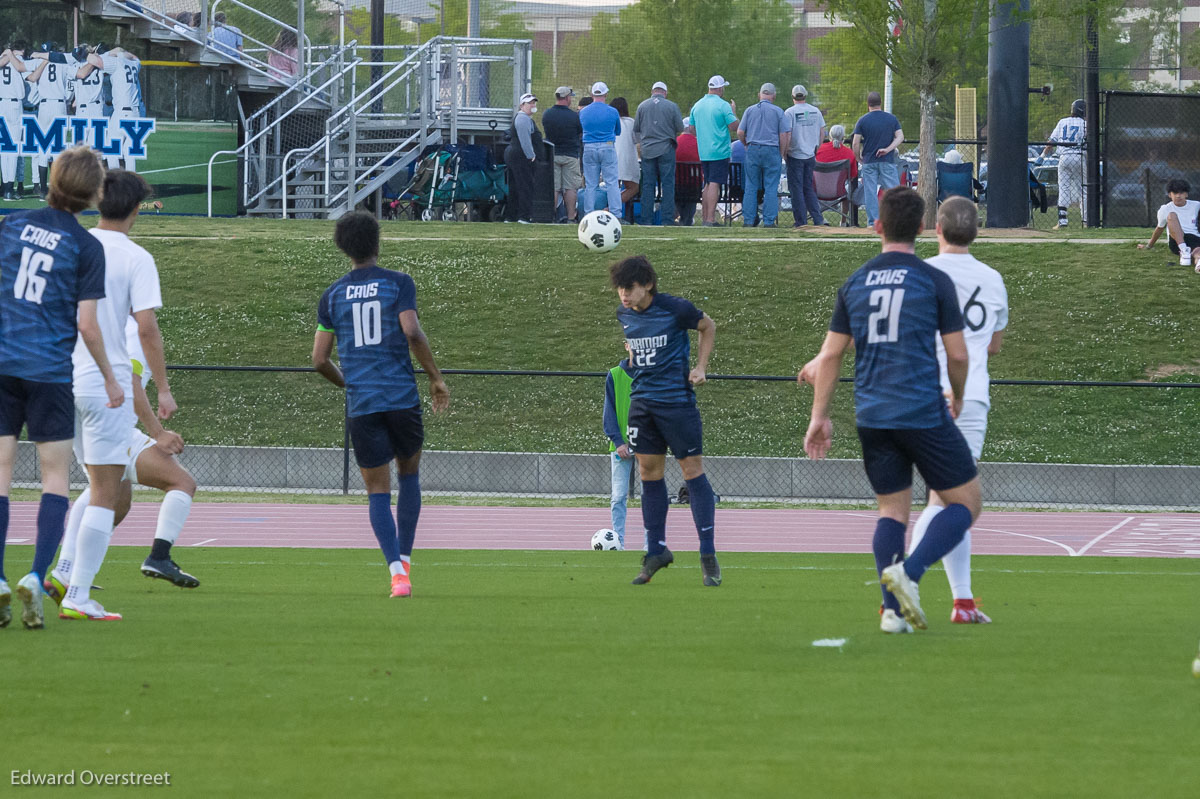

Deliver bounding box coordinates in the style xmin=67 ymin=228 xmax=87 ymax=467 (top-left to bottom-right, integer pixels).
xmin=652 ymin=80 xmax=668 ymax=92
xmin=519 ymin=92 xmax=537 ymax=105
xmin=591 ymin=81 xmax=609 ymax=96
xmin=792 ymin=84 xmax=808 ymax=98
xmin=708 ymin=75 xmax=730 ymax=89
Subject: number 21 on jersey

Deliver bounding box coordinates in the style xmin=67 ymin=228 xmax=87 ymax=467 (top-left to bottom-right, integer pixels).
xmin=866 ymin=288 xmax=904 ymax=343
xmin=351 ymin=300 xmax=382 ymax=346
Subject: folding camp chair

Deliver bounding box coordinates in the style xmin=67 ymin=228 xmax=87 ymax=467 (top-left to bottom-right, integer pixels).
xmin=813 ymin=159 xmax=852 ymax=226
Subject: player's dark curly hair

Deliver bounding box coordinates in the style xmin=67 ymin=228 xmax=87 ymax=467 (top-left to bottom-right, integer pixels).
xmin=1167 ymin=178 xmax=1190 ymax=195
xmin=878 ymin=187 xmax=924 ymax=244
xmin=334 ymin=211 xmax=380 ymax=263
xmin=99 ymin=169 xmax=151 ymax=220
xmin=609 ymin=255 xmax=657 ymax=293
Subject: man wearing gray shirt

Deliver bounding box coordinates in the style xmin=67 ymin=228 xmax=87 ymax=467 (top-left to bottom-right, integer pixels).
xmin=784 ymin=85 xmax=827 ymax=226
xmin=634 ymin=81 xmax=684 ymax=225
xmin=736 ymin=82 xmax=791 ymax=228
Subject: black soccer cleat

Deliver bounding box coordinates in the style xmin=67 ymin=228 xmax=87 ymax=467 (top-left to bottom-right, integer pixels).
xmin=141 ymin=557 xmax=200 ymax=588
xmin=700 ymin=554 xmax=722 ymax=587
xmin=632 ymin=547 xmax=674 ymax=585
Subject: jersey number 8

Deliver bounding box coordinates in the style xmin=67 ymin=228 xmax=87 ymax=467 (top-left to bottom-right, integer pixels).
xmin=351 ymin=300 xmax=382 ymax=347
xmin=15 ymin=248 xmax=53 ymax=305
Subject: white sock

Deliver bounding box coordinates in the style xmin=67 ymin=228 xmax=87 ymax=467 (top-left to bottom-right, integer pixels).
xmin=908 ymin=502 xmax=943 ymax=555
xmin=66 ymin=505 xmax=115 ymax=606
xmin=154 ymin=490 xmax=193 ymax=545
xmin=943 ymin=530 xmax=974 ymax=600
xmin=55 ymin=486 xmax=92 ymax=580
xmin=388 ymin=561 xmax=405 ymax=577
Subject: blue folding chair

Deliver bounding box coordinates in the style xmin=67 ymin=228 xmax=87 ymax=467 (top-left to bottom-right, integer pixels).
xmin=936 ymin=161 xmax=979 ymax=203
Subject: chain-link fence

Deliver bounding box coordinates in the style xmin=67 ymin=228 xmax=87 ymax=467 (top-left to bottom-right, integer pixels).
xmin=11 ymin=366 xmax=1199 ymax=510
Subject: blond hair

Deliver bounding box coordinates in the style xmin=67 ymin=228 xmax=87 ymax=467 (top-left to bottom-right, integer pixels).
xmin=937 ymin=196 xmax=978 ymax=246
xmin=47 ymin=146 xmax=105 ymax=214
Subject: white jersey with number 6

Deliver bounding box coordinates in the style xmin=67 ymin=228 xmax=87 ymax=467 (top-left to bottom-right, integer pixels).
xmin=926 ymin=252 xmax=1008 ymax=408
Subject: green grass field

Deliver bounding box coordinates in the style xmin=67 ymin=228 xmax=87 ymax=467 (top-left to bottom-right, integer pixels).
xmin=3 ymin=545 xmax=1197 ymax=797
xmin=93 ymin=218 xmax=1200 ymax=465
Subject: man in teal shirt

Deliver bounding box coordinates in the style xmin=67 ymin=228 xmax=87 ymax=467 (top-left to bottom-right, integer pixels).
xmin=690 ymin=75 xmax=739 ymax=226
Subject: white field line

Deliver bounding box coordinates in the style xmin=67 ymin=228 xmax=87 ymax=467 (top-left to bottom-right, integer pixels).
xmin=1076 ymin=516 xmax=1136 ymax=557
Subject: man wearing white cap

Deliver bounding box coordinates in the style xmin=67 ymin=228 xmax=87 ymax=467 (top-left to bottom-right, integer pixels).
xmin=579 ymin=81 xmax=623 ymax=218
xmin=634 ymin=81 xmax=684 ymax=225
xmin=737 ymin=82 xmax=791 ymax=228
xmin=784 ymin=84 xmax=827 ymax=226
xmin=690 ymin=75 xmax=738 ymax=226
xmin=543 ymin=86 xmax=583 ymax=223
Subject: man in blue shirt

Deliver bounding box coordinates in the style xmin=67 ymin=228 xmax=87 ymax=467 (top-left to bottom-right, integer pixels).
xmin=579 ymin=82 xmax=623 ymax=219
xmin=736 ymin=82 xmax=791 ymax=228
xmin=852 ymin=91 xmax=904 ymax=226
xmin=690 ymin=76 xmax=739 ymax=226
xmin=313 ymin=212 xmax=449 ymax=599
xmin=610 ymin=255 xmax=719 ymax=586
xmin=799 ymin=188 xmax=981 ymax=633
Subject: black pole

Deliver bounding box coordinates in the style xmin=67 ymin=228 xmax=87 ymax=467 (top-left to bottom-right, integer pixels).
xmin=371 ymin=0 xmax=384 ymax=114
xmin=1085 ymin=9 xmax=1101 ymax=227
xmin=985 ymin=0 xmax=1031 ymax=228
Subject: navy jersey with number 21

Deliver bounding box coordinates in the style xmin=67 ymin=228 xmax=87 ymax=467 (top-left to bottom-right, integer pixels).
xmin=318 ymin=266 xmax=420 ymax=417
xmin=830 ymin=252 xmax=964 ymax=429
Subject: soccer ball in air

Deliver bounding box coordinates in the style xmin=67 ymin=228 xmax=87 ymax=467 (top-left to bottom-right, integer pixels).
xmin=591 ymin=528 xmax=622 ymax=551
xmin=578 ymin=210 xmax=622 ymax=252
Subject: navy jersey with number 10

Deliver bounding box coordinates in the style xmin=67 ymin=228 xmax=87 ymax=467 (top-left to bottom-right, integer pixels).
xmin=0 ymin=209 xmax=106 ymax=383
xmin=617 ymin=292 xmax=704 ymax=405
xmin=830 ymin=252 xmax=964 ymax=429
xmin=317 ymin=266 xmax=419 ymax=417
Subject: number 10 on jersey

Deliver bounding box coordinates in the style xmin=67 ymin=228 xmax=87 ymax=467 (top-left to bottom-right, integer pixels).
xmin=351 ymin=300 xmax=382 ymax=346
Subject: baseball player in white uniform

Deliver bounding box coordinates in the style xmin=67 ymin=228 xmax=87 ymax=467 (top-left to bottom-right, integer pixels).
xmin=0 ymin=46 xmax=28 ymax=201
xmin=908 ymin=196 xmax=1009 ymax=625
xmin=25 ymin=43 xmax=73 ymax=198
xmin=1039 ymin=99 xmax=1087 ymax=229
xmin=89 ymin=46 xmax=142 ymax=171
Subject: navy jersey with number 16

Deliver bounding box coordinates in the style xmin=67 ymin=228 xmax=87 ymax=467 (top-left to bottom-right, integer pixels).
xmin=317 ymin=266 xmax=419 ymax=417
xmin=617 ymin=292 xmax=704 ymax=405
xmin=829 ymin=252 xmax=964 ymax=429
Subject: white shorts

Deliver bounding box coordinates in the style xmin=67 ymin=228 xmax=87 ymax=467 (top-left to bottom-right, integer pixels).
xmin=73 ymin=395 xmax=137 ymax=467
xmin=123 ymin=430 xmax=156 ymax=484
xmin=954 ymin=399 xmax=989 ymax=461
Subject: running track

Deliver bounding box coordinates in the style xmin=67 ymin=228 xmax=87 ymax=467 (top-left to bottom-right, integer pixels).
xmin=6 ymin=503 xmax=1200 ymax=558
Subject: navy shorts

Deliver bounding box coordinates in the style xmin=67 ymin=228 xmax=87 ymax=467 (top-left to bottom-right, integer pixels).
xmin=349 ymin=406 xmax=424 ymax=469
xmin=627 ymin=399 xmax=703 ymax=459
xmin=701 ymin=158 xmax=730 ymax=186
xmin=857 ymin=419 xmax=977 ymax=495
xmin=0 ymin=376 xmax=74 ymax=442
xmin=1168 ymin=233 xmax=1200 ymax=255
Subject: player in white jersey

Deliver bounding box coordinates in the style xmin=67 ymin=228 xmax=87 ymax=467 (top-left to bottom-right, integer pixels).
xmin=1137 ymin=178 xmax=1200 ymax=270
xmin=88 ymin=46 xmax=142 ymax=172
xmin=25 ymin=43 xmax=72 ymax=199
xmin=0 ymin=45 xmax=29 ymax=201
xmin=47 ymin=171 xmax=198 ymax=613
xmin=907 ymin=197 xmax=1008 ymax=625
xmin=68 ymin=46 xmax=106 ymax=124
xmin=1038 ymin=99 xmax=1087 ymax=229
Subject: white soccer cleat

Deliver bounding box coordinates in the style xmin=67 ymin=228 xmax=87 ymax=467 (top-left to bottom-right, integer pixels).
xmin=15 ymin=573 xmax=45 ymax=630
xmin=880 ymin=608 xmax=913 ymax=634
xmin=880 ymin=563 xmax=927 ymax=630
xmin=0 ymin=579 xmax=11 ymax=628
xmin=59 ymin=598 xmax=122 ymax=621
xmin=1180 ymin=245 xmax=1192 ymax=267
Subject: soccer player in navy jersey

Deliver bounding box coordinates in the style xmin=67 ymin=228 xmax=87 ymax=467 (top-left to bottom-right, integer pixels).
xmin=610 ymin=255 xmax=719 ymax=586
xmin=312 ymin=212 xmax=449 ymax=598
xmin=0 ymin=146 xmax=123 ymax=629
xmin=799 ymin=188 xmax=982 ymax=632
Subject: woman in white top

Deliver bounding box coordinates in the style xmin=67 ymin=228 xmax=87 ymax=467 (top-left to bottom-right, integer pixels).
xmin=612 ymin=97 xmax=640 ymax=211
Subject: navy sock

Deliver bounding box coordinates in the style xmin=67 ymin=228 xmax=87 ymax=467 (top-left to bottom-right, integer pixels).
xmin=30 ymin=493 xmax=69 ymax=581
xmin=904 ymin=503 xmax=972 ymax=583
xmin=686 ymin=474 xmax=716 ymax=555
xmin=396 ymin=473 xmax=421 ymax=558
xmin=873 ymin=517 xmax=907 ymax=613
xmin=0 ymin=495 xmax=8 ymax=581
xmin=368 ymin=493 xmax=400 ymax=564
xmin=641 ymin=478 xmax=669 ymax=556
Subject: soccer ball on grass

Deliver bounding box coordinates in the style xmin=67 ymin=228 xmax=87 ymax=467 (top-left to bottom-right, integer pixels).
xmin=591 ymin=528 xmax=622 ymax=551
xmin=578 ymin=211 xmax=622 ymax=252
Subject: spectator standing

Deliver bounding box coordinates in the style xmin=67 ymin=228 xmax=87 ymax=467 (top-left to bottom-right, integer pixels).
xmin=737 ymin=82 xmax=790 ymax=228
xmin=612 ymin=97 xmax=640 ymax=218
xmin=634 ymin=81 xmax=684 ymax=226
xmin=852 ymin=91 xmax=904 ymax=226
xmin=690 ymin=75 xmax=738 ymax=226
xmin=210 ymin=12 xmax=244 ymax=60
xmin=580 ymin=82 xmax=623 ymax=218
xmin=542 ymin=86 xmax=584 ymax=224
xmin=268 ymin=29 xmax=299 ymax=80
xmin=675 ymin=124 xmax=700 ymax=226
xmin=784 ymin=84 xmax=827 ymax=227
xmin=503 ymin=92 xmax=541 ymax=224
xmin=816 ymin=124 xmax=860 ymax=225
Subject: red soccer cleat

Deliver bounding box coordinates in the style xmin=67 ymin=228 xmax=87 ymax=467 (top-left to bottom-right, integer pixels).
xmin=951 ymin=598 xmax=992 ymax=624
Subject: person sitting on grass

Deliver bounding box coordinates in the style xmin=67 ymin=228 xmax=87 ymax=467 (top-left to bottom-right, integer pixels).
xmin=1137 ymin=178 xmax=1200 ymax=271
